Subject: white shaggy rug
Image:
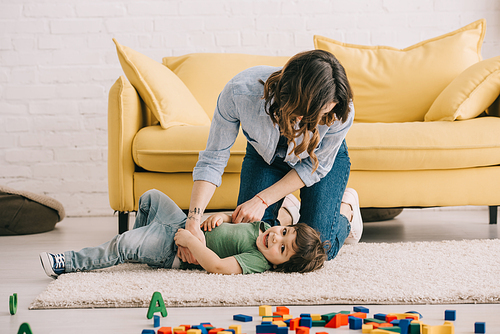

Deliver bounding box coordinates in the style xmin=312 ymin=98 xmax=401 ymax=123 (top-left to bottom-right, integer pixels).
xmin=30 ymin=239 xmax=500 ymax=309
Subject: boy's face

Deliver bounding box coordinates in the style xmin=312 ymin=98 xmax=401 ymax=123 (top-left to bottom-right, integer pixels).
xmin=256 ymin=225 xmax=297 ymax=266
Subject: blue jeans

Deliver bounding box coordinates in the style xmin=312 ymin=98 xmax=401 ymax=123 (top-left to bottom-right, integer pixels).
xmin=65 ymin=190 xmax=186 ymax=272
xmin=238 ymin=140 xmax=351 ymax=260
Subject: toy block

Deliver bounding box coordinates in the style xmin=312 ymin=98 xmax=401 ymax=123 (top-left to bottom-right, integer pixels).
xmin=379 ymin=323 xmax=394 ymax=328
xmin=142 ymin=331 xmax=156 ymax=334
xmin=17 ymin=323 xmax=33 ymax=334
xmin=158 ymin=328 xmax=172 ymax=334
xmin=474 ymin=322 xmax=485 ymax=333
xmin=282 ymin=314 xmax=293 ymax=321
xmin=187 ymin=330 xmax=201 ymax=334
xmin=299 ymin=317 xmax=312 ymax=328
xmin=256 ymin=324 xmax=278 ymax=334
xmin=398 ymin=319 xmax=411 ymax=334
xmin=380 ymin=327 xmax=401 ymax=333
xmin=386 ymin=314 xmax=399 ymax=323
xmin=296 ymin=326 xmax=309 ymax=334
xmin=147 ymin=291 xmax=168 ymax=319
xmin=350 ymin=312 xmax=368 ymax=319
xmin=339 ymin=310 xmax=351 ymax=314
xmin=272 ymin=321 xmax=287 ymax=327
xmin=289 ymin=318 xmax=300 ymax=330
xmin=181 ymin=325 xmax=192 ymax=330
xmin=276 ymin=306 xmax=290 ymax=314
xmin=201 ymin=323 xmax=213 ymax=328
xmin=259 ymin=305 xmax=273 ymax=317
xmin=362 ymin=324 xmax=374 ymax=333
xmin=208 ymin=328 xmax=225 ymax=334
xmin=300 ymin=313 xmax=311 ymax=318
xmin=371 ymin=330 xmax=397 ymax=334
xmin=354 ymin=306 xmax=370 ymax=313
xmin=223 ymin=329 xmax=235 ymax=334
xmin=174 ymin=326 xmax=186 ymax=333
xmin=391 ymin=320 xmax=401 ymax=326
xmin=274 ymin=312 xmax=287 ymax=317
xmin=263 ymin=317 xmax=274 ymax=322
xmin=349 ymin=316 xmax=363 ymax=330
xmin=409 ymin=323 xmax=421 ymax=334
xmin=192 ymin=325 xmax=208 ymax=334
xmin=233 ymin=314 xmax=253 ymax=322
xmin=277 ymin=326 xmax=288 ymax=334
xmin=310 ymin=314 xmax=321 ymax=321
xmin=312 ymin=320 xmax=326 ymax=327
xmin=321 ymin=312 xmax=338 ymax=323
xmin=9 ymin=293 xmax=17 ymax=315
xmin=406 ymin=311 xmax=423 ymax=319
xmin=218 ymin=332 xmax=232 ymax=334
xmin=421 ymin=322 xmax=454 ymax=334
xmin=444 ymin=310 xmax=456 ymax=321
xmin=316 ymin=332 xmax=328 ymax=334
xmin=154 ymin=315 xmax=161 ymax=327
xmin=365 ymin=318 xmax=385 ymax=324
xmin=375 ymin=313 xmax=388 ymax=321
xmin=325 ymin=313 xmax=348 ymax=328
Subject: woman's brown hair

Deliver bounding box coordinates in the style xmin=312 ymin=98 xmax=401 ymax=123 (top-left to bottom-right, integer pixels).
xmin=273 ymin=222 xmax=330 ymax=273
xmin=261 ymin=50 xmax=353 ymax=172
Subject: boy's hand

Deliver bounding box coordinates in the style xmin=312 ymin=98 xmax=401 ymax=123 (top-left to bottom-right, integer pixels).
xmin=174 ymin=228 xmax=196 ymax=248
xmin=177 ymin=246 xmax=199 ymax=265
xmin=201 ymin=213 xmax=230 ymax=231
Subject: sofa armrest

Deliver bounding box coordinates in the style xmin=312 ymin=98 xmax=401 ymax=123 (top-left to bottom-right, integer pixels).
xmin=108 ymin=76 xmax=146 ymax=212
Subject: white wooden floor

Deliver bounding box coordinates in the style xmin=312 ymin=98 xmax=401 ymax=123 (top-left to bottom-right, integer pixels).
xmin=1 ymin=207 xmax=499 ymax=334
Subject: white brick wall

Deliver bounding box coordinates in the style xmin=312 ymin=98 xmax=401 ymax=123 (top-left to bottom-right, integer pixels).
xmin=1 ymin=0 xmax=499 ymax=217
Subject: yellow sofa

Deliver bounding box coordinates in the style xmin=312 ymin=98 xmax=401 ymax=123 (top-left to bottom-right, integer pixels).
xmin=108 ymin=19 xmax=500 ymax=233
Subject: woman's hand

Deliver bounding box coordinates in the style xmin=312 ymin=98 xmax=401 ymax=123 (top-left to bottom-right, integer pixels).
xmin=232 ymin=196 xmax=268 ymax=224
xmin=201 ymin=213 xmax=229 ymax=231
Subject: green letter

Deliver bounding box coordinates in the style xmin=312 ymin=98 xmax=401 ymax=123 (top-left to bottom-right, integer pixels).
xmin=17 ymin=323 xmax=33 ymax=334
xmin=147 ymin=291 xmax=168 ymax=319
xmin=9 ymin=293 xmax=17 ymax=315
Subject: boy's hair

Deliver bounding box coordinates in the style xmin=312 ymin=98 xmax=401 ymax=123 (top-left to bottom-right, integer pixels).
xmin=273 ymin=223 xmax=330 ymax=273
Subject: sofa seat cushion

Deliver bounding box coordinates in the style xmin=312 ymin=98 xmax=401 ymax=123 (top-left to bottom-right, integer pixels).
xmin=133 ymin=125 xmax=247 ymax=173
xmin=347 ymin=117 xmax=500 ymax=171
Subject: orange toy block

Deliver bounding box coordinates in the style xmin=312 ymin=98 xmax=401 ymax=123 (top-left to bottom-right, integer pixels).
xmin=296 ymin=326 xmax=310 ymax=334
xmin=158 ymin=327 xmax=172 ymax=334
xmin=386 ymin=315 xmax=398 ymax=323
xmin=181 ymin=325 xmax=192 ymax=330
xmin=289 ymin=318 xmax=300 ymax=330
xmin=366 ymin=322 xmax=381 ymax=329
xmin=378 ymin=323 xmax=393 ymax=328
xmin=208 ymin=328 xmax=225 ymax=334
xmin=350 ymin=312 xmax=367 ymax=319
xmin=276 ymin=306 xmax=290 ymax=314
xmin=325 ymin=314 xmax=348 ymax=328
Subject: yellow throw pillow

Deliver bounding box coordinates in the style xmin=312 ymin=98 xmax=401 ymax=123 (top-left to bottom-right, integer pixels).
xmin=163 ymin=53 xmax=289 ymax=118
xmin=425 ymin=56 xmax=500 ymax=121
xmin=314 ymin=19 xmax=485 ymax=123
xmin=113 ymin=39 xmax=210 ymax=129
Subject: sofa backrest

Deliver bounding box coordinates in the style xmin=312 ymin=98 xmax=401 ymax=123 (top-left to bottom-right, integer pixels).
xmin=163 ymin=53 xmax=289 ymax=119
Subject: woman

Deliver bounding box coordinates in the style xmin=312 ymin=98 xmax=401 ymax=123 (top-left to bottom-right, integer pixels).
xmin=179 ymin=49 xmax=362 ymax=263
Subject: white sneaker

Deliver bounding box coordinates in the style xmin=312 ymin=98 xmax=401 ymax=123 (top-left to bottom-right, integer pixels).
xmin=281 ymin=194 xmax=301 ymax=225
xmin=342 ymin=188 xmax=363 ymax=244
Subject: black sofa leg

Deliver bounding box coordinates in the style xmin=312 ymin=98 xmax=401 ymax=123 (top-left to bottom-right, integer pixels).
xmin=489 ymin=206 xmax=498 ymax=225
xmin=118 ymin=211 xmax=129 ymax=234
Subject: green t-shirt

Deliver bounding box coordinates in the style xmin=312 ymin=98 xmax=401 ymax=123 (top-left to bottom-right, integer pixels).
xmin=180 ymin=221 xmax=272 ymax=274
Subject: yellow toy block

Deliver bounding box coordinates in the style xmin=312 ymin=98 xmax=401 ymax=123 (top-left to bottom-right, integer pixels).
xmin=174 ymin=327 xmax=186 ymax=333
xmin=422 ymin=321 xmax=454 ymax=334
xmin=262 ymin=317 xmax=273 ymax=322
xmin=229 ymin=325 xmax=241 ymax=334
xmin=282 ymin=314 xmax=293 ymax=321
xmin=187 ymin=330 xmax=201 ymax=334
xmin=272 ymin=321 xmax=287 ymax=327
xmin=362 ymin=324 xmax=373 ymax=333
xmin=370 ymin=329 xmax=394 ymax=334
xmin=218 ymin=332 xmax=232 ymax=334
xmin=259 ymin=305 xmax=272 ymax=317
xmin=387 ymin=313 xmax=420 ymax=321
xmin=311 ymin=314 xmax=322 ymax=321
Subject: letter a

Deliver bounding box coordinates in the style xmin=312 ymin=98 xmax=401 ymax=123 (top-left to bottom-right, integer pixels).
xmin=17 ymin=323 xmax=33 ymax=334
xmin=147 ymin=291 xmax=168 ymax=319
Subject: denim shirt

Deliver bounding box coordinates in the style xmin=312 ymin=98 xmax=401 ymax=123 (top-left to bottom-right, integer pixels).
xmin=193 ymin=66 xmax=354 ymax=188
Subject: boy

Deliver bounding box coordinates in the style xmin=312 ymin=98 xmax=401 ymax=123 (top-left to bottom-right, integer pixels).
xmin=40 ymin=189 xmax=327 ymax=277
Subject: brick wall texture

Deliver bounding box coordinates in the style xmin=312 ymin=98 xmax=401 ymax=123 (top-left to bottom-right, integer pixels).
xmin=1 ymin=0 xmax=499 ymax=216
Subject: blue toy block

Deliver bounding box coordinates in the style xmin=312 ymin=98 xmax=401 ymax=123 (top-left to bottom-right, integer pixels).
xmin=391 ymin=320 xmax=401 ymax=326
xmin=233 ymin=314 xmax=253 ymax=322
xmin=444 ymin=310 xmax=456 ymax=321
xmin=192 ymin=325 xmax=208 ymax=334
xmin=142 ymin=330 xmax=155 ymax=334
xmin=353 ymin=306 xmax=369 ymax=313
xmin=374 ymin=313 xmax=387 ymax=321
xmin=277 ymin=326 xmax=288 ymax=334
xmin=300 ymin=313 xmax=311 ymax=318
xmin=299 ymin=317 xmax=312 ymax=328
xmin=154 ymin=315 xmax=161 ymax=327
xmin=406 ymin=311 xmax=423 ymax=319
xmin=474 ymin=322 xmax=485 ymax=333
xmin=349 ymin=317 xmax=363 ymax=330
xmin=256 ymin=324 xmax=278 ymax=334
xmin=399 ymin=319 xmax=411 ymax=334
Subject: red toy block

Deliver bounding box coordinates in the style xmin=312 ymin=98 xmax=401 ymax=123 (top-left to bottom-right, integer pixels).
xmin=208 ymin=329 xmax=225 ymax=334
xmin=289 ymin=318 xmax=300 ymax=330
xmin=378 ymin=323 xmax=393 ymax=328
xmin=276 ymin=306 xmax=290 ymax=314
xmin=325 ymin=314 xmax=348 ymax=328
xmin=350 ymin=312 xmax=367 ymax=319
xmin=296 ymin=326 xmax=310 ymax=334
xmin=158 ymin=328 xmax=172 ymax=334
xmin=386 ymin=315 xmax=398 ymax=323
xmin=181 ymin=325 xmax=192 ymax=330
